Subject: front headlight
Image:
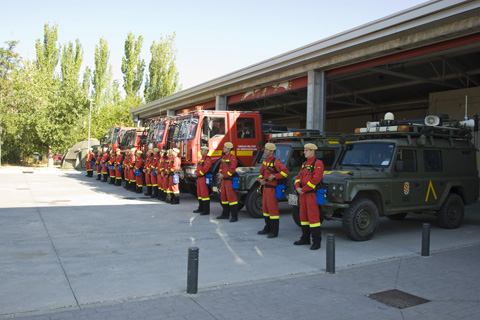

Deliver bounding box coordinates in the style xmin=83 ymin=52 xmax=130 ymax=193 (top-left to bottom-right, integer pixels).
xmin=185 ymin=168 xmax=195 ymax=175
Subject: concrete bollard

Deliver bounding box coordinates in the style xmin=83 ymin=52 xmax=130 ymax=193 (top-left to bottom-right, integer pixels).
xmin=326 ymin=234 xmax=335 ymax=274
xmin=187 ymin=247 xmax=199 ymax=294
xmin=421 ymin=223 xmax=430 ymax=257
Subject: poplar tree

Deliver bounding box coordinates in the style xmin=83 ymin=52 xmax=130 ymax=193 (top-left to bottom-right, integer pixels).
xmin=92 ymin=38 xmax=112 ymax=108
xmin=121 ymin=32 xmax=145 ymax=99
xmin=144 ymin=32 xmax=181 ymax=103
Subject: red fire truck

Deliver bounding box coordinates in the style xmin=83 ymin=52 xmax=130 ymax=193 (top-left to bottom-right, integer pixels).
xmin=119 ymin=127 xmax=146 ymax=153
xmin=143 ymin=108 xmax=287 ymax=193
xmin=100 ymin=125 xmax=135 ymax=151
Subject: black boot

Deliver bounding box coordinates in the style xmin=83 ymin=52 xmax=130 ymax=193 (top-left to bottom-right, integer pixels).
xmin=258 ymin=217 xmax=271 ymax=235
xmin=171 ymin=194 xmax=180 ymax=205
xmin=267 ymin=219 xmax=279 ymax=238
xmin=229 ymin=205 xmax=238 ymax=222
xmin=96 ymin=173 xmax=101 ymax=180
xmin=159 ymin=190 xmax=165 ymax=201
xmin=102 ymin=174 xmax=108 ymax=182
xmin=115 ymin=179 xmax=121 ymax=186
xmin=200 ymin=200 xmax=210 ymax=215
xmin=109 ymin=177 xmax=115 ymax=184
xmin=310 ymin=227 xmax=322 ymax=250
xmin=144 ymin=186 xmax=152 ymax=196
xmin=129 ymin=182 xmax=136 ymax=191
xmin=217 ymin=204 xmax=230 ymax=219
xmin=294 ymin=226 xmax=311 ymax=245
xmin=193 ymin=199 xmax=203 ymax=213
xmin=136 ymin=186 xmax=143 ymax=194
xmin=151 ymin=187 xmax=158 ymax=198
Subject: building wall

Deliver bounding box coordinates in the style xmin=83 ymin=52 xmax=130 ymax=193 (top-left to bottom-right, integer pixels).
xmin=429 ymin=87 xmax=480 ymax=120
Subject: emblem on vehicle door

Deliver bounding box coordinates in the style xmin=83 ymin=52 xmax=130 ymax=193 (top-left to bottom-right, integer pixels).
xmin=403 ymin=182 xmax=410 ymax=195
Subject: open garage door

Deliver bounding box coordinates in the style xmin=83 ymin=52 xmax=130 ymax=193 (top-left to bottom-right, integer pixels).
xmin=228 ymin=33 xmax=480 ymax=132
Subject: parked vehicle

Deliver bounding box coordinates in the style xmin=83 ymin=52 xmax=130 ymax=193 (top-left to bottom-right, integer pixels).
xmin=287 ymin=113 xmax=479 ymax=241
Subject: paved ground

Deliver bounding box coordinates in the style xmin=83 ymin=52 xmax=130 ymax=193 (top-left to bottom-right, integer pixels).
xmin=1 ymin=166 xmax=480 ymax=319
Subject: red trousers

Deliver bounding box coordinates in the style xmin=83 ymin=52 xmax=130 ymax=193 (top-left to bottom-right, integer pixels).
xmin=197 ymin=177 xmax=210 ymax=201
xmin=221 ymin=179 xmax=237 ymax=205
xmin=151 ymin=172 xmax=157 ymax=187
xmin=299 ymin=192 xmax=321 ymax=227
xmin=145 ymin=171 xmax=151 ymax=186
xmin=115 ymin=168 xmax=122 ymax=179
xmin=169 ymin=175 xmax=179 ymax=194
xmin=262 ymin=187 xmax=279 ymax=218
xmin=136 ymin=172 xmax=143 ymax=187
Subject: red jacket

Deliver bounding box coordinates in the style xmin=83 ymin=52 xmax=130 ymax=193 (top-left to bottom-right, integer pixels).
xmin=258 ymin=155 xmax=289 ymax=187
xmin=219 ymin=153 xmax=237 ymax=179
xmin=196 ymin=155 xmax=212 ymax=177
xmin=294 ymin=157 xmax=324 ymax=193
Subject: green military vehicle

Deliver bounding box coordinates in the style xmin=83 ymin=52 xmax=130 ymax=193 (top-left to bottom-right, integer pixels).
xmin=234 ymin=131 xmax=344 ymax=218
xmin=288 ymin=113 xmax=479 ymax=241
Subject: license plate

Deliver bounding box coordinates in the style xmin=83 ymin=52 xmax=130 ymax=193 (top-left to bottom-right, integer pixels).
xmin=288 ymin=193 xmax=298 ymax=206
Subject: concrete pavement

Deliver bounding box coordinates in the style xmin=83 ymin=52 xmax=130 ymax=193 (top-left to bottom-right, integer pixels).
xmin=1 ymin=166 xmax=480 ymax=319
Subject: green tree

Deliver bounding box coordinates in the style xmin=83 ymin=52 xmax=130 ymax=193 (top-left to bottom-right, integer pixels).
xmin=144 ymin=32 xmax=181 ymax=103
xmin=0 ymin=40 xmax=21 ymax=163
xmin=35 ymin=24 xmax=60 ymax=76
xmin=92 ymin=38 xmax=112 ymax=108
xmin=121 ymin=32 xmax=145 ymax=100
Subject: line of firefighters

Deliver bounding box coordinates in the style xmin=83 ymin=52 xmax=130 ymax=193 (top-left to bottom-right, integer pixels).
xmin=85 ymin=141 xmax=325 ymax=250
xmin=85 ymin=147 xmax=181 ymax=204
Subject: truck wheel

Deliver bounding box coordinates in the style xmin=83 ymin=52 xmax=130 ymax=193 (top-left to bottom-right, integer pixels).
xmin=387 ymin=213 xmax=408 ymax=220
xmin=342 ymin=198 xmax=379 ymax=241
xmin=436 ymin=193 xmax=464 ymax=229
xmin=245 ymin=188 xmax=263 ymax=218
xmin=292 ymin=205 xmax=301 ymax=227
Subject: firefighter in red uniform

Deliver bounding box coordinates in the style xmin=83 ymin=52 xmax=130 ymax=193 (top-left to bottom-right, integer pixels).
xmin=294 ymin=143 xmax=324 ymax=250
xmin=194 ymin=146 xmax=212 ymax=215
xmin=114 ymin=149 xmax=124 ymax=186
xmin=134 ymin=150 xmax=144 ymax=193
xmin=217 ymin=142 xmax=239 ymax=222
xmin=150 ymin=148 xmax=160 ymax=198
xmin=168 ymin=148 xmax=181 ymax=204
xmin=128 ymin=148 xmax=137 ymax=191
xmin=101 ymin=148 xmax=110 ymax=182
xmin=257 ymin=143 xmax=290 ymax=238
xmin=123 ymin=149 xmax=131 ymax=188
xmin=95 ymin=150 xmax=102 ymax=180
xmin=85 ymin=148 xmax=95 ymax=177
xmin=108 ymin=150 xmax=116 ymax=184
xmin=156 ymin=149 xmax=166 ymax=201
xmin=162 ymin=149 xmax=171 ymax=201
xmin=143 ymin=149 xmax=153 ymax=196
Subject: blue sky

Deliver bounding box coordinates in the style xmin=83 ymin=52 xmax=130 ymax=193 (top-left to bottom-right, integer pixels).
xmin=1 ymin=0 xmax=428 ymax=90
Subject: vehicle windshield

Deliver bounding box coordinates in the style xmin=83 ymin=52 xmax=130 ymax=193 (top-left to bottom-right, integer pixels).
xmin=340 ymin=142 xmax=395 ymax=167
xmin=255 ymin=145 xmax=291 ymax=166
xmin=148 ymin=121 xmax=167 ymax=143
xmin=173 ymin=116 xmax=198 ymax=141
xmin=112 ymin=127 xmax=121 ymax=143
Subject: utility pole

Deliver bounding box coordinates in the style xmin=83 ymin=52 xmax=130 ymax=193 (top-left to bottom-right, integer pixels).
xmin=87 ymin=99 xmax=92 ymax=151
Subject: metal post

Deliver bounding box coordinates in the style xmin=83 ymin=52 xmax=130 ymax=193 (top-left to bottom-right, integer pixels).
xmin=187 ymin=247 xmax=199 ymax=294
xmin=326 ymin=234 xmax=335 ymax=274
xmin=421 ymin=223 xmax=430 ymax=257
xmin=87 ymin=99 xmax=92 ymax=151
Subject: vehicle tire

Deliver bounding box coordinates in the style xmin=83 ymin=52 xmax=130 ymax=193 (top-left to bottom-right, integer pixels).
xmin=387 ymin=212 xmax=408 ymax=220
xmin=245 ymin=187 xmax=263 ymax=218
xmin=292 ymin=205 xmax=301 ymax=227
xmin=436 ymin=193 xmax=464 ymax=229
xmin=342 ymin=198 xmax=379 ymax=241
